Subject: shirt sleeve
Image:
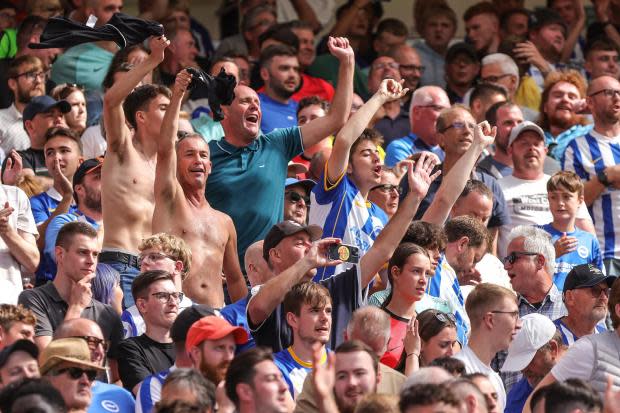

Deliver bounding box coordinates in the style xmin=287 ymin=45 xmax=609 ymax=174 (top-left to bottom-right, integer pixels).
xmin=385 ymin=140 xmax=406 ymax=168
xmin=15 ymin=188 xmax=37 ymax=235
xmin=44 ymin=214 xmax=75 ymax=263
xmin=268 ymin=126 xmax=304 ymax=161
xmin=104 ymin=307 xmax=124 ymax=360
xmin=17 ymin=289 xmax=52 ymax=336
xmin=550 ymin=336 xmax=595 ymax=381
xmin=29 ymin=195 xmax=49 ymax=226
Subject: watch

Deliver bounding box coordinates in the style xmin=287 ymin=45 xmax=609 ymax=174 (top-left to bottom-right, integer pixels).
xmin=598 ymin=169 xmax=611 ymax=187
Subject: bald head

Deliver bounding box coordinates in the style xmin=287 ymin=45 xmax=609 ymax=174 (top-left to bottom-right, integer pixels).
xmin=402 ymin=366 xmax=453 ymax=390
xmin=346 ymin=306 xmax=391 ymax=356
xmin=245 ymin=240 xmax=271 ymax=287
xmin=54 ymin=318 xmax=103 ymax=340
xmin=587 ymin=75 xmax=620 ymax=95
xmin=587 ymin=75 xmax=620 ymax=126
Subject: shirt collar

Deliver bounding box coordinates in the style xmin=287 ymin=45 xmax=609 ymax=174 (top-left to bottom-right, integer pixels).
xmin=518 ymin=283 xmax=562 ymax=306
xmin=217 ymin=136 xmax=260 ymax=154
xmin=46 ymin=187 xmax=63 ymax=202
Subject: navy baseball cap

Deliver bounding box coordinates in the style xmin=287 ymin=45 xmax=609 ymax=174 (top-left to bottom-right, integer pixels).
xmin=23 ymin=95 xmax=71 ymax=122
xmin=563 ymin=264 xmax=616 ymax=292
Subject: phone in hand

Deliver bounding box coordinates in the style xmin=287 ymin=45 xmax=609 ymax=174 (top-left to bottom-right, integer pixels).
xmin=327 ymin=243 xmax=360 ymax=263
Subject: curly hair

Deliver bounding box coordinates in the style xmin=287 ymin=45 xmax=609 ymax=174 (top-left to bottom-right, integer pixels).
xmin=538 ymin=70 xmax=588 ymax=131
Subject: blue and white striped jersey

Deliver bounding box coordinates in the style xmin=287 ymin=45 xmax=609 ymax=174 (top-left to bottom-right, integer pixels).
xmin=563 ymin=130 xmax=620 ymax=259
xmin=135 ymin=366 xmax=175 ymax=413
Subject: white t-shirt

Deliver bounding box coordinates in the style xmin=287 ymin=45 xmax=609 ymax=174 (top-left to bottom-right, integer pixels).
xmin=81 ymin=124 xmax=106 ymax=159
xmin=454 ymin=346 xmax=506 ymax=411
xmin=461 ymin=253 xmax=513 ymax=303
xmin=0 ymin=185 xmax=37 ymax=293
xmin=497 ymin=174 xmax=591 ymax=257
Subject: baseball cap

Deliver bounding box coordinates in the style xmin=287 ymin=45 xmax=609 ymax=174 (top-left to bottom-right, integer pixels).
xmin=0 ymin=339 xmax=39 ymax=369
xmin=23 ymin=95 xmax=71 ymax=123
xmin=285 ymin=177 xmax=316 ymax=194
xmin=446 ymin=42 xmax=478 ymax=64
xmin=39 ymin=338 xmax=105 ymax=375
xmin=501 ymin=313 xmax=556 ymax=372
xmin=262 ymin=220 xmax=322 ymax=261
xmin=287 ymin=161 xmax=308 ymax=176
xmin=529 ymin=8 xmax=567 ymax=35
xmin=507 ymin=121 xmax=545 ymax=147
xmin=563 ymin=264 xmax=617 ymax=292
xmin=170 ymin=305 xmax=217 ymax=343
xmin=73 ymin=157 xmax=103 ymax=189
xmin=185 ymin=316 xmax=248 ymax=353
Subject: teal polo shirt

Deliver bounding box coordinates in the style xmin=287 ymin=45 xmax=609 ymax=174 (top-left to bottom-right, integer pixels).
xmin=51 ymin=43 xmax=114 ymax=92
xmin=206 ymin=127 xmax=304 ymax=266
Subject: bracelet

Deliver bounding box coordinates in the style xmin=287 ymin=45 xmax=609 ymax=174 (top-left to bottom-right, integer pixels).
xmin=406 ymin=352 xmax=420 ymax=358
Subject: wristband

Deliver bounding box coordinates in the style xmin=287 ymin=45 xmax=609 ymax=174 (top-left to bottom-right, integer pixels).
xmin=406 ymin=352 xmax=420 ymax=358
xmin=598 ymin=169 xmax=611 ymax=187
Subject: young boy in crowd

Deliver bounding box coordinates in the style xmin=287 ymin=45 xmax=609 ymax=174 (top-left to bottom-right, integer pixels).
xmin=541 ymin=171 xmax=602 ymax=290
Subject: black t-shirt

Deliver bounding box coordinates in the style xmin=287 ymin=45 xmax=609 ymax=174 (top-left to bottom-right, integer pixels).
xmin=17 ymin=282 xmax=124 ymax=359
xmin=1 ymin=148 xmax=47 ymax=181
xmin=248 ymin=265 xmax=365 ymax=352
xmin=117 ymin=334 xmax=175 ymax=392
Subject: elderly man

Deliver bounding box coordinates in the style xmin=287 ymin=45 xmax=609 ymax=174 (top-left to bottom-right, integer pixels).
xmin=553 ymin=264 xmax=616 ymax=345
xmin=40 ymin=338 xmax=105 ymax=413
xmin=501 ymin=314 xmax=566 ymax=413
xmin=564 ymin=75 xmax=620 ymax=276
xmin=384 ymin=86 xmax=450 ymax=167
xmin=524 ymin=277 xmax=620 ymax=407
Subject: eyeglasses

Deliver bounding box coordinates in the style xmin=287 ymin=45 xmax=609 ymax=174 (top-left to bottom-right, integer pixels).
xmin=151 ymin=291 xmax=184 ymax=303
xmin=588 ymin=89 xmax=620 ymax=98
xmin=480 ymin=74 xmax=513 ymax=83
xmin=417 ymin=104 xmax=448 ymax=112
xmin=370 ymin=184 xmax=402 ymax=195
xmin=502 ymin=251 xmax=539 ymax=265
xmin=138 ymin=252 xmax=174 ymax=266
xmin=51 ymin=367 xmax=98 ymax=381
xmin=440 ymin=121 xmax=476 ymax=133
xmin=399 ymin=64 xmax=426 ymax=74
xmin=73 ymin=335 xmax=109 ymax=352
xmin=490 ymin=310 xmax=520 ymax=321
xmin=14 ymin=70 xmax=49 ymax=81
xmin=581 ymin=285 xmax=611 ymax=298
xmin=372 ymin=62 xmax=399 ymax=71
xmin=434 ymin=312 xmax=456 ymax=324
xmin=285 ymin=191 xmax=310 ymax=205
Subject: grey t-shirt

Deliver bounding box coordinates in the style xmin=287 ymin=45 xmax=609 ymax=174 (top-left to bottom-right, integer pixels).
xmin=18 ymin=282 xmax=124 ymax=358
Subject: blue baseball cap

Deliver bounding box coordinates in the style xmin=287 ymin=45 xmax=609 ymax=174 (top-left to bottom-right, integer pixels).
xmin=23 ymin=95 xmax=71 ymax=123
xmin=285 ymin=177 xmax=316 ymax=194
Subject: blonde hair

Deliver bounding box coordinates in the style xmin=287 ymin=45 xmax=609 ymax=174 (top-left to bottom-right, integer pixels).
xmin=139 ymin=233 xmax=192 ymax=278
xmin=465 ymin=283 xmax=516 ymax=328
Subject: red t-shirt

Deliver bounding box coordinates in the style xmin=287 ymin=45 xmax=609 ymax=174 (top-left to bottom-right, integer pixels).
xmin=380 ymin=310 xmax=410 ymax=369
xmin=257 ymin=73 xmax=335 ymax=103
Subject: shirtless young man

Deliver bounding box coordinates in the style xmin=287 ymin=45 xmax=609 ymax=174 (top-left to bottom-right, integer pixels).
xmin=152 ymin=70 xmax=247 ymax=307
xmin=100 ymin=36 xmax=171 ymax=308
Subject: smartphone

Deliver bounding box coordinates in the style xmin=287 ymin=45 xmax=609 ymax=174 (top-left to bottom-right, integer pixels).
xmin=328 ymin=243 xmax=360 ymax=263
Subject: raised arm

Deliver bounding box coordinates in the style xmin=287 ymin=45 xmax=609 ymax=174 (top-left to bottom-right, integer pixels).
xmin=326 ymin=79 xmax=407 ymax=183
xmin=103 ymin=35 xmax=169 ymax=154
xmin=247 ymin=238 xmax=341 ymax=326
xmin=35 ymin=158 xmax=73 ymax=250
xmin=422 ymin=122 xmax=496 ymax=225
xmin=154 ymin=69 xmax=192 ymax=206
xmin=561 ymin=0 xmax=585 ymax=62
xmin=0 ymin=203 xmax=39 ymax=273
xmin=360 ymin=154 xmax=440 ymax=287
xmin=300 ymin=37 xmax=354 ymax=149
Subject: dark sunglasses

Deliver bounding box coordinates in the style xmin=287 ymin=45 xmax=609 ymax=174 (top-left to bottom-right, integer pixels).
xmin=52 ymin=367 xmax=98 ymax=381
xmin=502 ymin=251 xmax=539 ymax=265
xmin=370 ymin=184 xmax=402 ymax=195
xmin=285 ymin=191 xmax=310 ymax=205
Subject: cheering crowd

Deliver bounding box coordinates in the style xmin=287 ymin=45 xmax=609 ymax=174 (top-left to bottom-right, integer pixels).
xmin=2 ymin=0 xmax=620 ymax=412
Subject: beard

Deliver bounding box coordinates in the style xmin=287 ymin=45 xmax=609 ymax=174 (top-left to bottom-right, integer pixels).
xmin=83 ymin=186 xmax=102 ymax=213
xmin=271 ymin=79 xmax=297 ymax=100
xmin=199 ymin=358 xmax=230 ymax=384
xmin=550 ymin=111 xmax=578 ymax=131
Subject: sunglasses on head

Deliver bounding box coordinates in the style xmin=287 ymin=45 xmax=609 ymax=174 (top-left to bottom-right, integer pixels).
xmin=52 ymin=367 xmax=98 ymax=381
xmin=434 ymin=312 xmax=456 ymax=324
xmin=285 ymin=191 xmax=310 ymax=205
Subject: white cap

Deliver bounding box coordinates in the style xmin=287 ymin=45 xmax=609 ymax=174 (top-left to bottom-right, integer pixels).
xmin=507 ymin=121 xmax=545 ymax=147
xmin=500 ymin=313 xmax=556 ymax=372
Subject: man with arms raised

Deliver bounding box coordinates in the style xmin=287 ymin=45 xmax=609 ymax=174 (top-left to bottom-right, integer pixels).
xmin=100 ymin=36 xmax=171 ymax=308
xmin=153 ymin=69 xmax=246 ymax=307
xmin=207 ymin=37 xmax=354 ymax=267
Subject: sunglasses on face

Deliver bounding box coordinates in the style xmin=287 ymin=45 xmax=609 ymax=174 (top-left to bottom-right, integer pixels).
xmin=51 ymin=367 xmax=98 ymax=381
xmin=285 ymin=191 xmax=310 ymax=205
xmin=502 ymin=251 xmax=539 ymax=265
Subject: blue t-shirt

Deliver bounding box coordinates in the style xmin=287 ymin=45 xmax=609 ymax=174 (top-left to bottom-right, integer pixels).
xmin=540 ymin=223 xmax=603 ymax=291
xmin=221 ymin=295 xmax=255 ymax=353
xmin=258 ymin=93 xmax=298 ymax=134
xmin=206 ymin=128 xmax=303 ymax=267
xmin=30 ymin=189 xmax=78 ymax=226
xmin=89 ymin=380 xmax=135 ymax=413
xmin=384 ymin=133 xmax=445 ymax=168
xmin=309 ymin=171 xmax=388 ymax=281
xmin=505 ymin=377 xmax=533 ymax=413
xmin=274 ymin=347 xmax=328 ymax=398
